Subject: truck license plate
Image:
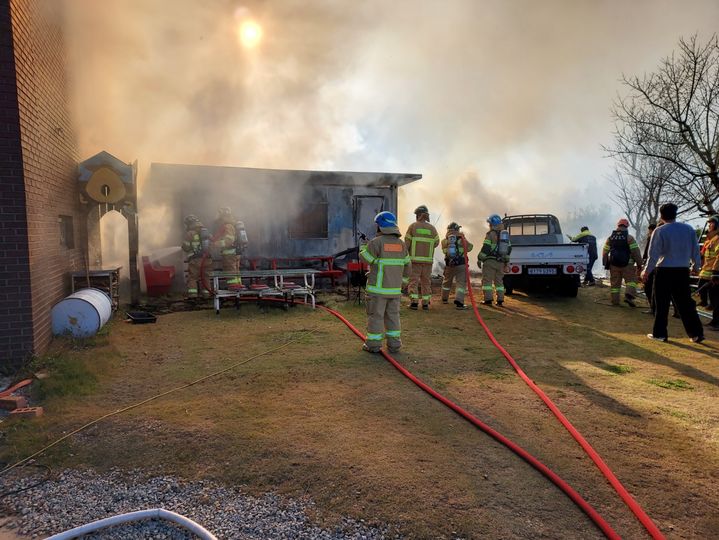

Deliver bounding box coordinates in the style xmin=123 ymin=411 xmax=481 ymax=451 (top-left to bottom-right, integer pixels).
xmin=528 ymin=267 xmax=557 ymax=275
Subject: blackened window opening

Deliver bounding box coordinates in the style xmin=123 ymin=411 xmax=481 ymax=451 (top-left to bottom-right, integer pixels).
xmin=59 ymin=215 xmax=75 ymax=249
xmin=289 ymin=189 xmax=329 ymax=239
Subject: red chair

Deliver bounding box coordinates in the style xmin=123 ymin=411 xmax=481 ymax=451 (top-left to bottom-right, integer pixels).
xmin=142 ymin=256 xmax=176 ymax=296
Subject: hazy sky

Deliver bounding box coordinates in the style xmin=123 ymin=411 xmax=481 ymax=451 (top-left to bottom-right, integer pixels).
xmin=62 ymin=0 xmax=719 ymax=242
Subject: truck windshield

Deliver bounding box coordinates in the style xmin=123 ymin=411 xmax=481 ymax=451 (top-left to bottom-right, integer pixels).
xmin=507 ymin=216 xmax=560 ymax=235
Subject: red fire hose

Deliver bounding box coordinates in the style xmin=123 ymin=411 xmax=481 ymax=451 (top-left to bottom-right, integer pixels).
xmin=0 ymin=379 xmax=32 ymax=398
xmin=463 ymin=237 xmax=664 ymax=539
xmin=236 ymin=296 xmax=619 ymax=538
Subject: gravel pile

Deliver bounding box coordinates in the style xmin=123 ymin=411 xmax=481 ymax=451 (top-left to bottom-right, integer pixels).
xmin=0 ymin=468 xmax=391 ymax=539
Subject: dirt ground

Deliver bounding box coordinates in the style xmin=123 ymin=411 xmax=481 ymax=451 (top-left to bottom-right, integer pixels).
xmin=2 ymin=283 xmax=718 ymax=539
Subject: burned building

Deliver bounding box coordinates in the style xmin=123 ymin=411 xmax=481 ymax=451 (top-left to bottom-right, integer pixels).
xmin=142 ymin=164 xmax=421 ymax=286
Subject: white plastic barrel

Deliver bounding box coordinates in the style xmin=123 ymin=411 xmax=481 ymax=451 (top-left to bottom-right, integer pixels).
xmin=51 ymin=288 xmax=112 ymax=338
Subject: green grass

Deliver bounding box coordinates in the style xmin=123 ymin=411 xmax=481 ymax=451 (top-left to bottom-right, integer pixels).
xmin=28 ymin=352 xmax=98 ymax=401
xmin=647 ymin=378 xmax=694 ymax=390
xmin=602 ymin=363 xmax=634 ymax=375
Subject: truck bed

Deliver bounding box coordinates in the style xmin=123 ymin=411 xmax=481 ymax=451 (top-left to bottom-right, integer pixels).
xmin=510 ymin=243 xmax=588 ymax=265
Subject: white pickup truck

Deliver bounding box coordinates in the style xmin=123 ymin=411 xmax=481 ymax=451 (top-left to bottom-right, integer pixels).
xmin=502 ymin=214 xmax=588 ymax=297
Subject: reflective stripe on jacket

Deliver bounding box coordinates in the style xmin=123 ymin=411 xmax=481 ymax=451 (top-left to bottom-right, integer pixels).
xmin=360 ymin=233 xmax=412 ymax=297
xmin=182 ymin=229 xmax=202 ymax=257
xmin=699 ymin=233 xmax=719 ymax=279
xmin=405 ymin=221 xmax=440 ymax=264
xmin=214 ymin=222 xmax=237 ymax=255
xmin=478 ymin=229 xmax=511 ymax=261
xmin=602 ymin=230 xmax=643 ymax=267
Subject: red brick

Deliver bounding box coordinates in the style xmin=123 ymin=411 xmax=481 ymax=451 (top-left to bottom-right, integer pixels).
xmin=0 ymin=395 xmax=27 ymax=410
xmin=8 ymin=406 xmax=43 ymax=419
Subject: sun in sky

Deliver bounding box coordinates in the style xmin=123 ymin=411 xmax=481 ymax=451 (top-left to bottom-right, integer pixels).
xmin=237 ymin=19 xmax=262 ymax=48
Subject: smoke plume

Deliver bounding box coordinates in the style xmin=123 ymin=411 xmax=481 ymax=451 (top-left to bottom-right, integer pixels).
xmin=59 ymin=0 xmax=719 ymax=271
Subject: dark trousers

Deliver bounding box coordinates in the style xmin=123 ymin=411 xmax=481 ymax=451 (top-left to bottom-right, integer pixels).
xmin=652 ymin=267 xmax=703 ymax=339
xmin=709 ymin=282 xmax=719 ymax=326
xmin=645 ymin=271 xmax=655 ymax=312
xmin=585 ymin=255 xmax=597 ymax=283
xmin=697 ymin=279 xmax=711 ymax=306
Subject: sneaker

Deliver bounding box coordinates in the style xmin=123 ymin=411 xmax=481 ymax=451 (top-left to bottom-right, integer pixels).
xmin=362 ymin=344 xmax=380 ymax=353
xmin=641 ymin=309 xmax=654 ymax=315
xmin=586 ymin=281 xmax=596 ymax=287
xmin=624 ymin=297 xmax=637 ymax=308
xmin=646 ymin=334 xmax=668 ymax=342
xmin=422 ymin=304 xmax=429 ymax=311
xmin=690 ymin=335 xmax=705 ymax=344
xmin=482 ymin=300 xmax=493 ymax=306
xmin=496 ymin=300 xmax=503 ymax=306
xmin=409 ymin=303 xmax=418 ymax=310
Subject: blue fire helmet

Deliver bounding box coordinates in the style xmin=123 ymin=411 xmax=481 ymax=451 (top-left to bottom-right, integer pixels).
xmin=375 ymin=211 xmax=398 ymax=229
xmin=487 ymin=214 xmax=502 ymax=226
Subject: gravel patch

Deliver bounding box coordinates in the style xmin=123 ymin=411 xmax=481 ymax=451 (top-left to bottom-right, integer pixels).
xmin=0 ymin=468 xmax=391 ymax=539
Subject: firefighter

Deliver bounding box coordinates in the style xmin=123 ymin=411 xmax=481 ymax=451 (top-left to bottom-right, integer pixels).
xmin=441 ymin=222 xmax=474 ymax=309
xmin=698 ymin=214 xmax=719 ymax=330
xmin=181 ymin=214 xmax=209 ymax=298
xmin=568 ymin=226 xmax=598 ymax=285
xmin=405 ymin=205 xmax=440 ymax=310
xmin=212 ymin=207 xmax=242 ymax=290
xmin=602 ymin=218 xmax=643 ymax=307
xmin=477 ymin=214 xmax=511 ymax=306
xmin=360 ymin=211 xmax=412 ymax=353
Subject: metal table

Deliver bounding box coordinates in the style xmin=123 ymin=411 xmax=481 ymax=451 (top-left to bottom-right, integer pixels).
xmin=210 ymin=269 xmax=318 ymax=314
xmin=70 ymin=267 xmax=122 ymax=311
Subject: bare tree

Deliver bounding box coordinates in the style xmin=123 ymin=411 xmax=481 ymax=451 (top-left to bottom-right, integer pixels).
xmin=609 ymin=151 xmax=681 ymax=243
xmin=608 ymin=34 xmax=719 ymax=216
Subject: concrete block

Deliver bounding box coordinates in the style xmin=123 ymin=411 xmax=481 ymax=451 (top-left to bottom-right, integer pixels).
xmin=0 ymin=395 xmax=28 ymax=410
xmin=8 ymin=406 xmax=43 ymax=419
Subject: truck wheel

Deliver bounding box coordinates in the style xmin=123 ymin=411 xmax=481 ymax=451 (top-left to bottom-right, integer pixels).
xmin=560 ymin=277 xmax=579 ymax=297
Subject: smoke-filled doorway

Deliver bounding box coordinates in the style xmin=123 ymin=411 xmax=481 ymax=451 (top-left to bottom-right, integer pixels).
xmin=353 ymin=195 xmax=384 ymax=244
xmin=100 ymin=210 xmax=130 ymax=301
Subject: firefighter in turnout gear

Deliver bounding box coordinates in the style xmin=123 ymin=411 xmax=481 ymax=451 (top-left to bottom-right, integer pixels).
xmin=478 ymin=214 xmax=511 ymax=306
xmin=360 ymin=211 xmax=412 ymax=353
xmin=213 ymin=207 xmax=242 ymax=290
xmin=699 ymin=214 xmax=719 ymax=330
xmin=441 ymin=222 xmax=474 ymax=309
xmin=569 ymin=226 xmax=598 ymax=285
xmin=181 ymin=214 xmax=210 ymax=298
xmin=602 ymin=218 xmax=643 ymax=307
xmin=405 ymin=205 xmax=440 ymax=310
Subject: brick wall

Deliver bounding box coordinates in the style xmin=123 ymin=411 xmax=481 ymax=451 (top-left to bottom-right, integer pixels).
xmin=4 ymin=0 xmax=83 ymax=368
xmin=0 ymin=0 xmax=33 ymax=369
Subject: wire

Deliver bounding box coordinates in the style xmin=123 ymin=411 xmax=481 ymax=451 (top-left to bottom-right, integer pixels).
xmin=0 ymin=329 xmax=318 ymax=477
xmin=0 ymin=464 xmax=52 ymax=499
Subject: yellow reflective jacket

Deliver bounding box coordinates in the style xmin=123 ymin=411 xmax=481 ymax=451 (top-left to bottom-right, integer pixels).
xmin=699 ymin=233 xmax=719 ymax=279
xmin=405 ymin=220 xmax=440 ymax=264
xmin=360 ymin=233 xmax=412 ymax=297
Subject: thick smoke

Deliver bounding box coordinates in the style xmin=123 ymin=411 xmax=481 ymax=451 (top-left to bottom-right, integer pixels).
xmin=60 ymin=0 xmax=719 ymax=272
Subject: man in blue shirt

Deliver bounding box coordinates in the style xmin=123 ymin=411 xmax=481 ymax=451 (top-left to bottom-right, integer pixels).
xmin=641 ymin=203 xmax=704 ymax=343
